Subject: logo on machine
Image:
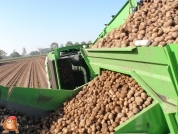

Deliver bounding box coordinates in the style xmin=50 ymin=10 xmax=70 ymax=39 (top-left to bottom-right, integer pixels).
xmin=0 ymin=116 xmax=19 ymax=134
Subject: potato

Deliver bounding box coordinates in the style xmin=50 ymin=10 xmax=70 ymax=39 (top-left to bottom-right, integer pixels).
xmin=139 ymin=30 xmax=146 ymax=35
xmin=135 ymin=97 xmax=144 ymax=105
xmin=133 ymin=108 xmax=140 ymax=114
xmin=134 ymin=90 xmax=142 ymax=97
xmin=147 ymin=97 xmax=153 ymax=102
xmin=90 ymin=0 xmax=178 ymax=48
xmin=165 ymin=35 xmax=173 ymax=41
xmin=144 ymin=101 xmax=151 ymax=106
xmin=154 ymin=37 xmax=161 ymax=42
xmin=115 ymin=106 xmax=122 ymax=113
xmin=141 ymin=92 xmax=148 ymax=100
xmin=172 ymin=32 xmax=178 ymax=38
xmin=127 ymin=112 xmax=135 ymax=118
xmin=127 ymin=89 xmax=135 ymax=98
xmin=117 ymin=113 xmax=125 ymax=119
xmin=152 ymin=33 xmax=158 ymax=39
xmin=158 ymin=41 xmax=166 ymax=46
xmin=172 ymin=1 xmax=178 ymax=9
xmin=167 ymin=40 xmax=174 ymax=44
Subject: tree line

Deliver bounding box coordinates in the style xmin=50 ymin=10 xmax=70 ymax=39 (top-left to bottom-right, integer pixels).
xmin=0 ymin=40 xmax=92 ymax=59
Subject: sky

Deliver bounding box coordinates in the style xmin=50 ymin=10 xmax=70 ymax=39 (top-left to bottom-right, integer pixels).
xmin=0 ymin=0 xmax=126 ymax=56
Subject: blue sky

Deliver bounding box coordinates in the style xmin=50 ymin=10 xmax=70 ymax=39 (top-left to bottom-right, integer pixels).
xmin=0 ymin=1 xmax=126 ymax=55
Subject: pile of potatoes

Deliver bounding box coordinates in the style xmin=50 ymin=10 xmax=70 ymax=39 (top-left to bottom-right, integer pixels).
xmin=40 ymin=70 xmax=153 ymax=134
xmin=91 ymin=0 xmax=178 ymax=48
xmin=0 ymin=70 xmax=153 ymax=134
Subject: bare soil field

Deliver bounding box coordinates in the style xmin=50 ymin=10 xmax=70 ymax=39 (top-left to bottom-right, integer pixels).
xmin=0 ymin=57 xmax=48 ymax=90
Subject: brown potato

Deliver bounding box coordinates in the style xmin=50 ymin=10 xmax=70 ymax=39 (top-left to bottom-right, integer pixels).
xmin=91 ymin=0 xmax=178 ymax=48
xmin=43 ymin=70 xmax=153 ymax=133
xmin=172 ymin=32 xmax=178 ymax=38
xmin=165 ymin=35 xmax=174 ymax=41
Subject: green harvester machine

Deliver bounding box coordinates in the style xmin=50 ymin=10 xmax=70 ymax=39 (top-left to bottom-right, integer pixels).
xmin=0 ymin=0 xmax=178 ymax=133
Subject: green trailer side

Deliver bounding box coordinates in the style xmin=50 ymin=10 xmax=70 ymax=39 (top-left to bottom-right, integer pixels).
xmin=46 ymin=44 xmax=94 ymax=89
xmin=0 ymin=85 xmax=8 ymax=105
xmin=46 ymin=45 xmax=84 ymax=89
xmin=81 ymin=44 xmax=178 ymax=133
xmin=115 ymin=102 xmax=169 ymax=134
xmin=0 ymin=85 xmax=84 ymax=117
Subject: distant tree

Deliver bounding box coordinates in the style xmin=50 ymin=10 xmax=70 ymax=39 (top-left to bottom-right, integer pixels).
xmin=60 ymin=44 xmax=64 ymax=48
xmin=65 ymin=41 xmax=73 ymax=46
xmin=44 ymin=48 xmax=51 ymax=53
xmin=87 ymin=41 xmax=92 ymax=44
xmin=29 ymin=51 xmax=40 ymax=55
xmin=38 ymin=48 xmax=43 ymax=55
xmin=13 ymin=49 xmax=16 ymax=53
xmin=50 ymin=42 xmax=58 ymax=50
xmin=22 ymin=47 xmax=27 ymax=56
xmin=38 ymin=48 xmax=51 ymax=54
xmin=81 ymin=41 xmax=86 ymax=45
xmin=10 ymin=50 xmax=21 ymax=58
xmin=0 ymin=50 xmax=7 ymax=59
xmin=74 ymin=42 xmax=80 ymax=45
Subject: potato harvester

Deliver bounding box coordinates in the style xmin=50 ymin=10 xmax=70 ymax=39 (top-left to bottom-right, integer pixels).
xmin=0 ymin=0 xmax=177 ymax=133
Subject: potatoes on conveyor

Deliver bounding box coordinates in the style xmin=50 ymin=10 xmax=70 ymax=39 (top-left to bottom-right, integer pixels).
xmin=40 ymin=70 xmax=153 ymax=134
xmin=91 ymin=0 xmax=178 ymax=48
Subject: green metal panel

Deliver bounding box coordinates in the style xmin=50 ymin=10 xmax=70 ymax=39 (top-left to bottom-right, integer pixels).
xmin=164 ymin=113 xmax=178 ymax=134
xmin=0 ymin=85 xmax=8 ymax=105
xmin=114 ymin=102 xmax=169 ymax=134
xmin=160 ymin=45 xmax=178 ymax=120
xmin=93 ymin=0 xmax=137 ymax=44
xmin=47 ymin=53 xmax=55 ymax=60
xmin=87 ymin=47 xmax=135 ymax=52
xmin=7 ymin=87 xmax=45 ymax=110
xmin=85 ymin=47 xmax=168 ymax=64
xmin=6 ymin=86 xmax=82 ymax=111
xmin=37 ymin=88 xmax=80 ymax=110
xmin=83 ymin=45 xmax=178 ymax=133
xmin=80 ymin=49 xmax=96 ymax=79
xmin=0 ymin=83 xmax=87 ymax=117
xmin=47 ymin=45 xmax=87 ymax=89
xmin=83 ymin=46 xmax=177 ymax=104
xmin=164 ymin=45 xmax=178 ymax=95
xmin=174 ymin=113 xmax=178 ymax=126
xmin=54 ymin=50 xmax=60 ymax=89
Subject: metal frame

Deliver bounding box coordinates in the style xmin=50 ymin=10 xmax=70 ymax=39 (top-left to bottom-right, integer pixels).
xmin=82 ymin=45 xmax=178 ymax=133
